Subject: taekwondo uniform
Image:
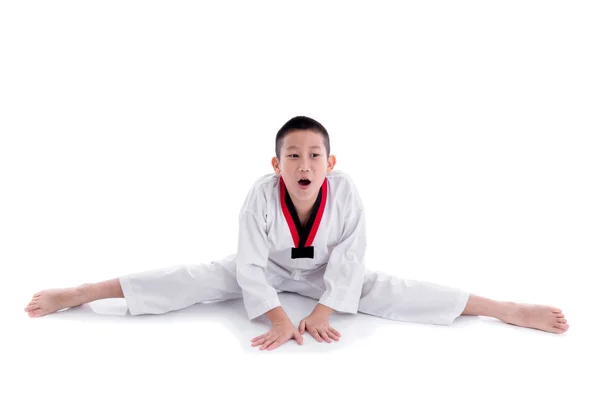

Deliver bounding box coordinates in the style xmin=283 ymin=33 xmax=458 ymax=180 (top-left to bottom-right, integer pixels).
xmin=119 ymin=170 xmax=470 ymax=326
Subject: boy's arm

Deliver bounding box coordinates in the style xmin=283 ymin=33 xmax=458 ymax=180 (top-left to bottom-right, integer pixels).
xmin=236 ymin=210 xmax=285 ymax=321
xmin=318 ymin=203 xmax=367 ymax=314
xmin=265 ymin=306 xmax=290 ymax=324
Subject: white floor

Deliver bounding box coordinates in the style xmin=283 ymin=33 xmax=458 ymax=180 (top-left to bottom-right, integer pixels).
xmin=6 ymin=289 xmax=597 ymax=400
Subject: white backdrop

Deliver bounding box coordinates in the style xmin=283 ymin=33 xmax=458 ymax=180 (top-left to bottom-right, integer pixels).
xmin=2 ymin=1 xmax=598 ymax=399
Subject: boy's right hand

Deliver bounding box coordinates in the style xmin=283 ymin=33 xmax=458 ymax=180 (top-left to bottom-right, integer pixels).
xmin=251 ymin=318 xmax=304 ymax=351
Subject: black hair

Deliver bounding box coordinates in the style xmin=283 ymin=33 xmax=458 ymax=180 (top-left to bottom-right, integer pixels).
xmin=275 ymin=116 xmax=330 ymax=159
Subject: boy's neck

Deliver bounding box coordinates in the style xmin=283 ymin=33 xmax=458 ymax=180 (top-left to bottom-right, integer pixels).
xmin=291 ymin=196 xmax=318 ymax=219
xmin=293 ymin=201 xmax=314 ymax=217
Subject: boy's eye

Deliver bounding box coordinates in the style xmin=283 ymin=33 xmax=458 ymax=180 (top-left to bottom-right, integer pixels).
xmin=287 ymin=153 xmax=320 ymax=158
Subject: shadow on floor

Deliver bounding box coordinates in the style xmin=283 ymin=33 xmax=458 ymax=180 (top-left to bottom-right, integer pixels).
xmin=40 ymin=292 xmax=484 ymax=353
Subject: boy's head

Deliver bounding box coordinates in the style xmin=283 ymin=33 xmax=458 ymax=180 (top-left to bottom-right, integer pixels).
xmin=272 ymin=116 xmax=336 ymax=208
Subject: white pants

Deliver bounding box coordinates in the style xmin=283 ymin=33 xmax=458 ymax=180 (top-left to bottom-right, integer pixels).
xmin=119 ymin=253 xmax=470 ymax=326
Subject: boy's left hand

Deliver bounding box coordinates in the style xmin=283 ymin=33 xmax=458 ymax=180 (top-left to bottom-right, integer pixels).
xmin=298 ymin=306 xmax=341 ymax=343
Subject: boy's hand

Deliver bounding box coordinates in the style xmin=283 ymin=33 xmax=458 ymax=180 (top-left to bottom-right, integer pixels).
xmin=251 ymin=318 xmax=303 ymax=351
xmin=299 ymin=304 xmax=341 ymax=343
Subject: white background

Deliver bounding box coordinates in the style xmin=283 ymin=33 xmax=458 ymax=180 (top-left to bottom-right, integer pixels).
xmin=1 ymin=1 xmax=599 ymax=399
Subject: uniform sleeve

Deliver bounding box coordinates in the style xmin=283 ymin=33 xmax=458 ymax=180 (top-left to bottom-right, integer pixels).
xmin=236 ymin=210 xmax=281 ymax=320
xmin=318 ymin=199 xmax=367 ymax=314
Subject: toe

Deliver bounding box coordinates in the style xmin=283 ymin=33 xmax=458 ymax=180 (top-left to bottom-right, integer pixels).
xmin=551 ymin=308 xmax=562 ymax=314
xmin=556 ymin=318 xmax=567 ymax=324
xmin=24 ymin=305 xmax=38 ymax=312
xmin=553 ymin=323 xmax=569 ymax=332
xmin=28 ymin=309 xmax=46 ymax=318
xmin=549 ymin=326 xmax=565 ymax=334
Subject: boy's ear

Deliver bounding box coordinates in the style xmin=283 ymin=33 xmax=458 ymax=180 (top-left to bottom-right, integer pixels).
xmin=327 ymin=155 xmax=336 ymax=172
xmin=272 ymin=156 xmax=281 ymax=174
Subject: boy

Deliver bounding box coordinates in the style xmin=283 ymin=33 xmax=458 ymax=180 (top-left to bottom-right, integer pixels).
xmin=24 ymin=116 xmax=569 ymax=351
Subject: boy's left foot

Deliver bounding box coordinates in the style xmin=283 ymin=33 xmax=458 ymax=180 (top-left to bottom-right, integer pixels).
xmin=500 ymin=303 xmax=569 ymax=334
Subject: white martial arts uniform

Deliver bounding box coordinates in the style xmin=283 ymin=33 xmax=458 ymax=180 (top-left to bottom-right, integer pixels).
xmin=119 ymin=170 xmax=470 ymax=325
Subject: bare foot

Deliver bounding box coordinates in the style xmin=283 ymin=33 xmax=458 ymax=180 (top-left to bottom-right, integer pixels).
xmin=500 ymin=303 xmax=569 ymax=334
xmin=24 ymin=287 xmax=88 ymax=318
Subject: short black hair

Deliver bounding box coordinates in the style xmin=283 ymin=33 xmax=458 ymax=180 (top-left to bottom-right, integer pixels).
xmin=275 ymin=116 xmax=330 ymax=159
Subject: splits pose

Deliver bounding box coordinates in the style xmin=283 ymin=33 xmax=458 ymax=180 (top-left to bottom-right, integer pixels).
xmin=24 ymin=116 xmax=569 ymax=351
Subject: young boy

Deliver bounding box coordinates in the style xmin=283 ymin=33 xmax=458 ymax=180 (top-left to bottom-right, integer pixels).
xmin=24 ymin=116 xmax=569 ymax=351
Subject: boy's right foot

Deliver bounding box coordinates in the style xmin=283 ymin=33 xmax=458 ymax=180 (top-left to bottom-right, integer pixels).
xmin=24 ymin=287 xmax=88 ymax=317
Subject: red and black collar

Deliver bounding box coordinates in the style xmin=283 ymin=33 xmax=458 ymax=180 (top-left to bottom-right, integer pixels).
xmin=279 ymin=176 xmax=328 ymax=259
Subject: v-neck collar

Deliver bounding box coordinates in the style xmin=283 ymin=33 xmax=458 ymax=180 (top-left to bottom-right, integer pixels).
xmin=279 ymin=176 xmax=328 ymax=258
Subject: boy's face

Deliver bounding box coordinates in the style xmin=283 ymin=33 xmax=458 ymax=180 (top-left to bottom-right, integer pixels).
xmin=272 ymin=129 xmax=336 ymax=209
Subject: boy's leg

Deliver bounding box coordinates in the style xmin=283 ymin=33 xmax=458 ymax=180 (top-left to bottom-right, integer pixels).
xmin=118 ymin=256 xmax=243 ymax=316
xmin=357 ymin=270 xmax=569 ymax=334
xmin=24 ymin=253 xmax=243 ymax=317
xmin=24 ymin=278 xmax=123 ymax=318
xmin=357 ymin=270 xmax=470 ymax=326
xmin=461 ymin=293 xmax=569 ymax=333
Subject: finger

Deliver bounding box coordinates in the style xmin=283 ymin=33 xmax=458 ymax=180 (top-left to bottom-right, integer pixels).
xmin=329 ymin=327 xmax=341 ymax=338
xmin=294 ymin=330 xmax=304 ymax=345
xmin=267 ymin=336 xmax=291 ymax=350
xmin=311 ymin=328 xmax=322 ymax=342
xmin=299 ymin=320 xmax=306 ymax=334
xmin=327 ymin=326 xmax=338 ymax=339
xmin=251 ymin=333 xmax=267 ymax=342
xmin=319 ymin=328 xmax=332 ymax=343
xmin=327 ymin=327 xmax=340 ymax=341
xmin=251 ymin=337 xmax=268 ymax=347
xmin=267 ymin=338 xmax=284 ymax=351
xmin=260 ymin=337 xmax=277 ymax=351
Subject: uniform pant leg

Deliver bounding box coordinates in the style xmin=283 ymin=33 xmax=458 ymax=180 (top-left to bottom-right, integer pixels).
xmin=358 ymin=269 xmax=471 ymax=325
xmin=119 ymin=253 xmax=243 ymax=315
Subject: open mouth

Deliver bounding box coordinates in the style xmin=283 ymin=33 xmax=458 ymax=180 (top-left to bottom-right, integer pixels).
xmin=298 ymin=179 xmax=311 ymax=189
